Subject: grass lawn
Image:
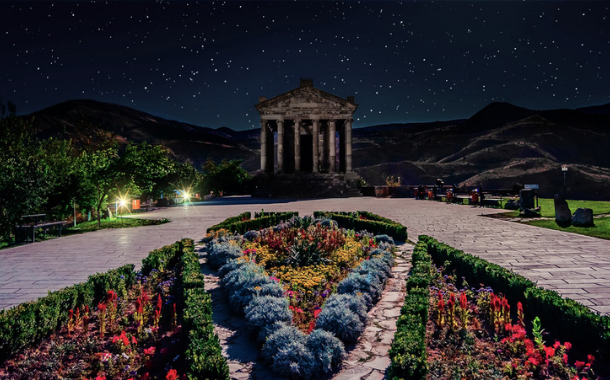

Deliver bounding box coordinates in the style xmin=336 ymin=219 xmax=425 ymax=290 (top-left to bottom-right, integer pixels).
xmin=534 ymin=198 xmax=610 ymax=217
xmin=524 ymin=216 xmax=610 ymax=240
xmin=64 ymin=216 xmax=169 ymax=234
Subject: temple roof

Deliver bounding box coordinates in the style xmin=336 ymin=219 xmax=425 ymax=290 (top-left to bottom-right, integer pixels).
xmin=255 ymin=79 xmax=358 ymax=119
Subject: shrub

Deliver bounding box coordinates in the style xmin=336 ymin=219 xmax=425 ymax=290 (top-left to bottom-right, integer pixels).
xmin=242 ymin=230 xmax=260 ymax=241
xmin=306 ymin=329 xmax=345 ymax=374
xmin=388 ymin=239 xmax=430 ymax=380
xmin=315 ymin=303 xmax=364 ymax=344
xmin=262 ymin=324 xmax=306 ymax=361
xmin=374 ymin=234 xmax=394 ymax=245
xmin=207 ymin=241 xmax=243 ymax=269
xmin=322 ymin=293 xmax=368 ymax=324
xmin=337 ymin=272 xmax=383 ymax=304
xmin=244 ymin=296 xmax=293 ymax=335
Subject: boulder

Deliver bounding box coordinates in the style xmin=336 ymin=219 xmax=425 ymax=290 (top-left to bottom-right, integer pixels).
xmin=572 ymin=208 xmax=594 ymax=227
xmin=554 ymin=194 xmax=571 ymax=227
xmin=519 ymin=189 xmax=536 ymax=210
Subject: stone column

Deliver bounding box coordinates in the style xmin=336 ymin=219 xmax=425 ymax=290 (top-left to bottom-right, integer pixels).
xmin=312 ymin=119 xmax=319 ymax=173
xmin=329 ymin=120 xmax=336 ymax=173
xmin=277 ymin=119 xmax=284 ymax=173
xmin=322 ymin=121 xmax=329 ymax=172
xmin=345 ymin=118 xmax=353 ymax=172
xmin=294 ymin=119 xmax=301 ymax=173
xmin=260 ymin=119 xmax=267 ymax=172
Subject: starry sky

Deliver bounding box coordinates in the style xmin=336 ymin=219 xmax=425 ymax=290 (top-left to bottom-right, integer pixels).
xmin=2 ymin=1 xmax=609 ymax=131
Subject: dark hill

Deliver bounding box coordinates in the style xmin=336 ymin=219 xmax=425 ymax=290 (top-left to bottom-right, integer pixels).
xmin=27 ymin=99 xmax=610 ymax=199
xmin=31 ymin=99 xmax=259 ymax=170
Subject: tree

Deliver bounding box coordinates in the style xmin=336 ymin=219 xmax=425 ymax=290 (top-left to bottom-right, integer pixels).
xmin=0 ymin=107 xmax=49 ymax=241
xmin=201 ymin=159 xmax=252 ymax=196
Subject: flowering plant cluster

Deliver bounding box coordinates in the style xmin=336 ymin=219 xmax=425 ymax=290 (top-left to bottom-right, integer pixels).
xmin=428 ymin=267 xmax=601 ymax=379
xmin=208 ymin=215 xmax=396 ymax=379
xmin=1 ymin=255 xmax=185 ymax=379
xmin=241 ymin=220 xmax=382 ymax=333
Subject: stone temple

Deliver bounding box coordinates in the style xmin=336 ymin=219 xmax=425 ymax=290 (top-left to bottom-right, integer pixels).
xmin=253 ymin=79 xmax=362 ymax=198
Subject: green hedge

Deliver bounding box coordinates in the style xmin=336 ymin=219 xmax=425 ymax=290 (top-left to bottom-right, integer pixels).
xmin=388 ymin=239 xmax=431 ymax=379
xmin=205 ymin=212 xmax=251 ymax=233
xmin=179 ymin=239 xmax=229 ymax=379
xmin=420 ymin=235 xmax=610 ymax=362
xmin=314 ymin=211 xmax=408 ymax=241
xmin=206 ymin=212 xmax=299 ymax=234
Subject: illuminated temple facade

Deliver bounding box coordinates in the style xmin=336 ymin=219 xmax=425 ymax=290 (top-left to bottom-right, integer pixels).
xmin=254 ymin=79 xmax=362 ymax=198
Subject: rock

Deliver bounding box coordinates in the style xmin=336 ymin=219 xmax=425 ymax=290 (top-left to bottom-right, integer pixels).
xmin=554 ymin=194 xmax=571 ymax=227
xmin=519 ymin=189 xmax=536 ymax=210
xmin=572 ymin=208 xmax=594 ymax=227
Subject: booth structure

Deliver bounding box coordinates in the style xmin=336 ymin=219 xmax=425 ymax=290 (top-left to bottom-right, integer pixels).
xmin=253 ymin=79 xmax=362 ymax=198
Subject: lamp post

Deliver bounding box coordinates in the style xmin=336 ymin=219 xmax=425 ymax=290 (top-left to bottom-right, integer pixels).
xmin=562 ymin=165 xmax=568 ymax=197
xmin=118 ymin=199 xmax=126 ymax=226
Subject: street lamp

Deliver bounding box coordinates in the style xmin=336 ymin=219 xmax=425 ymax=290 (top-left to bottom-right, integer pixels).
xmin=118 ymin=198 xmax=127 ymax=226
xmin=562 ymin=165 xmax=568 ymax=197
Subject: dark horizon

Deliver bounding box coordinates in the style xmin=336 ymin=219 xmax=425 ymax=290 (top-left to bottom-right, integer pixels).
xmin=2 ymin=1 xmax=609 ymax=130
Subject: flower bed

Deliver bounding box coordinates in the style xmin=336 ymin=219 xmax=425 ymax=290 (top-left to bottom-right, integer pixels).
xmin=0 ymin=239 xmax=228 ymax=379
xmin=389 ymin=237 xmax=608 ymax=380
xmin=206 ymin=215 xmax=396 ymax=379
xmin=420 ymin=235 xmax=610 ymax=363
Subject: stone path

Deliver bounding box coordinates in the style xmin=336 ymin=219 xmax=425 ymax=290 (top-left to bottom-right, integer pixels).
xmin=2 ymin=196 xmax=610 ymax=316
xmin=199 ymin=239 xmax=413 ymax=380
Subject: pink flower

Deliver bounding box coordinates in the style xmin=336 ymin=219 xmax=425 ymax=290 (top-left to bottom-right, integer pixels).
xmin=553 ymin=340 xmax=561 ymax=349
xmin=144 ymin=346 xmax=156 ymax=355
xmin=564 ymin=342 xmax=572 ymax=351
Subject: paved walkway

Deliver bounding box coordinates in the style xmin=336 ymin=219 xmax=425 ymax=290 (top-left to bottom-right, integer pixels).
xmin=2 ymin=196 xmax=610 ymax=315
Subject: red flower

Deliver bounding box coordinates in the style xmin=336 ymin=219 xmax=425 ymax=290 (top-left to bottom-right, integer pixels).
xmin=572 ymin=376 xmax=580 ymax=380
xmin=166 ymin=369 xmax=179 ymax=380
xmin=157 ymin=294 xmax=163 ymax=312
xmin=98 ymin=302 xmax=107 ymax=313
xmin=96 ymin=376 xmax=106 ymax=380
xmin=504 ymin=323 xmax=512 ymax=332
xmin=437 ymin=298 xmax=445 ymax=312
xmin=563 ymin=353 xmax=568 ymax=365
xmin=141 ymin=373 xmax=150 ymax=380
xmin=553 ymin=340 xmax=561 ymax=349
xmin=528 ymin=356 xmax=539 ymax=367
xmin=575 ymin=360 xmax=586 ymax=370
xmin=544 ymin=346 xmax=555 ymax=359
xmin=69 ymin=309 xmax=73 ymax=319
xmin=144 ymin=346 xmax=156 ymax=355
xmin=564 ymin=342 xmax=572 ymax=351
xmin=459 ymin=292 xmax=467 ymax=310
xmin=308 ymin=320 xmax=316 ymax=334
xmin=587 ymin=354 xmax=595 ymax=365
xmin=517 ymin=302 xmax=523 ymax=313
xmin=131 ymin=335 xmax=137 ymax=345
xmin=136 ymin=297 xmax=143 ymax=314
xmin=314 ymin=309 xmax=322 ymax=318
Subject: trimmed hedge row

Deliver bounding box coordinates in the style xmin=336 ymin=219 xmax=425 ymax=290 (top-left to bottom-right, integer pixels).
xmin=313 ymin=211 xmax=408 ymax=241
xmin=420 ymin=235 xmax=610 ymax=362
xmin=388 ymin=238 xmax=431 ymax=380
xmin=179 ymin=239 xmax=230 ymax=379
xmin=206 ymin=212 xmax=299 ymax=234
xmin=205 ymin=211 xmax=251 ymax=232
xmin=0 ymin=241 xmax=184 ymax=361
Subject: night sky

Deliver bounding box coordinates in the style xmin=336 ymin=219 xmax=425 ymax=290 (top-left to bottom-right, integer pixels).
xmin=2 ymin=1 xmax=609 ymax=131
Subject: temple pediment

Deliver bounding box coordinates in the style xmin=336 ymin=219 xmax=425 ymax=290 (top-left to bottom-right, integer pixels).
xmin=256 ymin=79 xmax=358 ymax=117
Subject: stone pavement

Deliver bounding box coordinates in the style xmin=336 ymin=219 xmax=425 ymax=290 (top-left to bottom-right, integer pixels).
xmin=2 ymin=196 xmax=610 ymax=316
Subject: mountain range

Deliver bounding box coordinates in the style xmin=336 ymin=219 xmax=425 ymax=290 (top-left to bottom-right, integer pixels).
xmin=29 ymin=99 xmax=610 ymax=199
